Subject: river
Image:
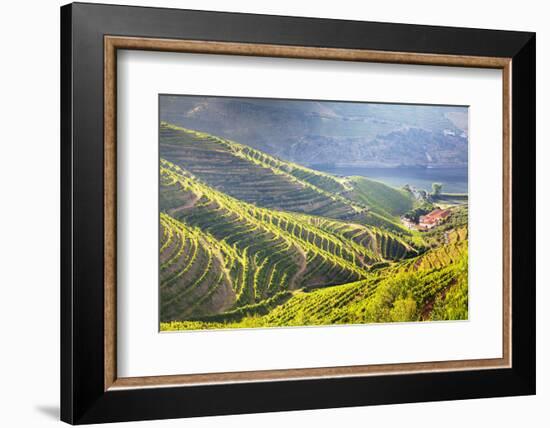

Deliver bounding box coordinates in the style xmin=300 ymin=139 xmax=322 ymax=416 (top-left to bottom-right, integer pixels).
xmin=315 ymin=166 xmax=468 ymax=194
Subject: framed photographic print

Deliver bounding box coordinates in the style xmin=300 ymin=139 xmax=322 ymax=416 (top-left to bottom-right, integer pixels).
xmin=60 ymin=2 xmax=536 ymax=424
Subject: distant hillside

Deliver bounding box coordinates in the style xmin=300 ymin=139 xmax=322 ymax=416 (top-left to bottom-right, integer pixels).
xmin=160 ymin=96 xmax=468 ymax=168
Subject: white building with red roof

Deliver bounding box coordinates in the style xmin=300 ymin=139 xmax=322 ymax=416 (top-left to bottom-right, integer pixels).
xmin=418 ymin=208 xmax=451 ymax=230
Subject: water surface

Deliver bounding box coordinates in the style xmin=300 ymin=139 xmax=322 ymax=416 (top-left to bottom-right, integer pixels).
xmin=315 ymin=166 xmax=468 ymax=194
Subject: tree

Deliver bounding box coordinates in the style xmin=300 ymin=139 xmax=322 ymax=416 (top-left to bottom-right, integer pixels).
xmin=432 ymin=182 xmax=443 ymax=196
xmin=418 ymin=189 xmax=428 ymax=200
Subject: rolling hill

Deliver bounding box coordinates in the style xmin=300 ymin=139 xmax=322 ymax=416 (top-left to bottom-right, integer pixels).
xmin=160 ymin=122 xmax=415 ymax=233
xmin=160 ymin=158 xmax=417 ymax=321
xmin=161 ymin=233 xmax=468 ymax=329
xmin=158 ymin=122 xmax=468 ymax=328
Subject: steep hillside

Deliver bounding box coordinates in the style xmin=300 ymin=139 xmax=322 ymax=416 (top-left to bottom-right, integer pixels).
xmin=161 ymin=237 xmax=468 ymax=329
xmin=160 ymin=159 xmax=417 ymax=319
xmin=160 ymin=213 xmax=236 ymax=321
xmin=160 ymin=122 xmax=361 ymax=219
xmin=348 ymin=176 xmax=414 ymax=217
xmin=160 ymin=122 xmax=415 ymax=231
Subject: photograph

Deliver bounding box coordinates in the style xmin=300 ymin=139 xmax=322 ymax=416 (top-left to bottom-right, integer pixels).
xmin=159 ymin=95 xmax=469 ymax=331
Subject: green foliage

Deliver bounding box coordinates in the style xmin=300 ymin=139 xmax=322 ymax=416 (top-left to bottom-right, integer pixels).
xmin=362 ymin=273 xmax=419 ymax=323
xmin=158 ymin=123 xmax=468 ymax=330
xmin=190 ymin=291 xmax=293 ymax=323
xmin=445 ymin=205 xmax=468 ymax=229
xmin=403 ymin=202 xmax=434 ymax=222
xmin=160 ymin=122 xmax=364 ymax=219
xmin=160 ymin=122 xmax=420 ymax=233
xmin=390 ymin=297 xmax=418 ymax=322
xmin=349 ymin=176 xmax=414 ymax=217
xmin=430 ymin=253 xmax=468 ymax=321
xmin=432 ymin=182 xmax=443 ymax=196
xmin=159 ymin=159 xmax=418 ymax=320
xmin=161 ymin=239 xmax=468 ymax=330
xmin=422 ymin=205 xmax=468 ymax=246
xmin=360 ymin=210 xmax=413 ymax=236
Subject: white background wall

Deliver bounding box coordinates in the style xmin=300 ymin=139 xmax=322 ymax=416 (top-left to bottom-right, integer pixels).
xmin=0 ymin=0 xmax=546 ymax=426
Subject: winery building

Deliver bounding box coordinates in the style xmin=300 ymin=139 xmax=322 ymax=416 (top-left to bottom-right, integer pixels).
xmin=418 ymin=209 xmax=451 ymax=230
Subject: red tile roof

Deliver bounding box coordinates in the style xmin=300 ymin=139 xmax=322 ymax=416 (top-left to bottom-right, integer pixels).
xmin=419 ymin=209 xmax=451 ymax=224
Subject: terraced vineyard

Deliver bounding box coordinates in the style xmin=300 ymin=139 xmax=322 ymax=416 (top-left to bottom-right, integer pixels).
xmin=159 ymin=123 xmax=468 ymax=329
xmin=162 ymin=239 xmax=468 ymax=330
xmin=160 ymin=123 xmax=417 ymax=227
xmin=160 ymin=213 xmax=236 ymax=321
